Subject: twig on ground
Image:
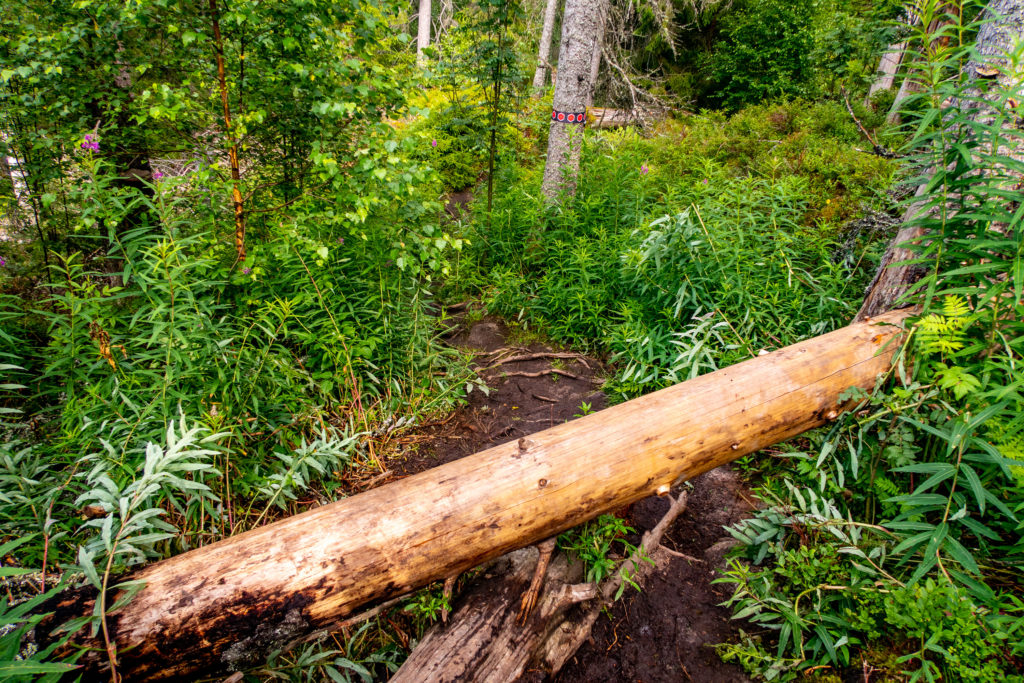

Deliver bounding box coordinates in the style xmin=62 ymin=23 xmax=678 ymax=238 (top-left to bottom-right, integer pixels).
xmin=483 ymin=352 xmax=588 ymax=369
xmin=483 ymin=345 xmax=531 ymax=357
xmin=841 ymin=87 xmax=899 ymax=159
xmin=659 ymin=547 xmax=703 ymax=563
xmin=502 ymin=369 xmax=585 ymax=381
xmin=358 ymin=470 xmax=393 ymax=491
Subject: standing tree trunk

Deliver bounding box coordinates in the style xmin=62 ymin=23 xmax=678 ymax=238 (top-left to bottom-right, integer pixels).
xmin=868 ymin=8 xmax=919 ymax=99
xmin=869 ymin=42 xmax=909 ymax=98
xmin=857 ymin=0 xmax=1024 ymax=320
xmin=885 ymin=4 xmax=958 ymax=126
xmin=417 ymin=0 xmax=432 ymax=65
xmin=585 ymin=0 xmax=609 ymax=107
xmin=209 ymin=0 xmax=246 ymax=263
xmin=531 ymin=0 xmax=561 ymax=95
xmin=540 ymin=0 xmax=600 ymax=202
xmin=439 ymin=0 xmax=454 ymax=40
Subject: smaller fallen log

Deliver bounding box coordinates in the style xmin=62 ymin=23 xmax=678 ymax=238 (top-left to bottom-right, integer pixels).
xmin=393 ymin=491 xmax=691 ymax=682
xmin=587 ymin=107 xmax=635 ymax=129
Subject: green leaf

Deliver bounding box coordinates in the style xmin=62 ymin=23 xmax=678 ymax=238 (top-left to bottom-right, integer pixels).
xmin=959 ymin=464 xmax=986 ymax=513
xmin=0 ymin=661 xmax=78 ymax=676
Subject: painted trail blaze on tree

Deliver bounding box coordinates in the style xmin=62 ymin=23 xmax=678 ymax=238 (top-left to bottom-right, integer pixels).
xmin=541 ymin=0 xmax=601 ymax=202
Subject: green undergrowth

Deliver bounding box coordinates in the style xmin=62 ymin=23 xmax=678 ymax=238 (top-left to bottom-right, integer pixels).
xmin=712 ymin=3 xmax=1024 ymax=680
xmin=450 ymin=99 xmax=896 ymax=401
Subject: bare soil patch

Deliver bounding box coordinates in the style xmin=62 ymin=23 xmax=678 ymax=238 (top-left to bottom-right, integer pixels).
xmin=388 ymin=315 xmax=756 ymax=682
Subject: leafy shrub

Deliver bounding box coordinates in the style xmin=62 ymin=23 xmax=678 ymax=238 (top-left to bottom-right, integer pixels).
xmin=463 ymin=110 xmax=893 ymax=400
xmin=717 ymin=3 xmax=1024 ymax=677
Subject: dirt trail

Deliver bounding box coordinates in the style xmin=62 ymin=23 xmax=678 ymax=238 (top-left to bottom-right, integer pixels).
xmin=390 ymin=315 xmax=755 ymax=682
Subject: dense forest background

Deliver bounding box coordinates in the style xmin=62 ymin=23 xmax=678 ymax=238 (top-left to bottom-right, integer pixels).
xmin=1 ymin=0 xmax=1022 ymax=680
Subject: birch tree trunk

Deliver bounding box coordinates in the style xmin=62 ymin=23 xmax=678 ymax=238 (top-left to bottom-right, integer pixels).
xmin=417 ymin=0 xmax=432 ymax=65
xmin=857 ymin=0 xmax=1024 ymax=320
xmin=532 ymin=0 xmax=561 ymax=94
xmin=540 ymin=0 xmax=600 ymax=202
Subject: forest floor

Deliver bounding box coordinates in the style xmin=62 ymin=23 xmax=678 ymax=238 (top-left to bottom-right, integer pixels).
xmin=387 ymin=313 xmax=757 ymax=682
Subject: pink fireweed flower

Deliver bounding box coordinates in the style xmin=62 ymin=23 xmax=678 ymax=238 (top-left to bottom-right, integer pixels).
xmin=81 ymin=134 xmax=99 ymax=152
xmin=431 ymin=139 xmax=437 ymax=148
xmin=640 ymin=164 xmax=649 ymax=175
xmin=152 ymin=170 xmax=164 ymax=180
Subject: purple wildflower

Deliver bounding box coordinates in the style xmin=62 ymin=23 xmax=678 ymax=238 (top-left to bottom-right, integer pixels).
xmin=242 ymin=266 xmax=251 ymax=275
xmin=81 ymin=134 xmax=100 ymax=152
xmin=0 ymin=256 xmax=6 ymax=267
xmin=640 ymin=164 xmax=649 ymax=175
xmin=702 ymin=178 xmax=708 ymax=185
xmin=431 ymin=139 xmax=437 ymax=148
xmin=337 ymin=237 xmax=345 ymax=244
xmin=152 ymin=170 xmax=164 ymax=180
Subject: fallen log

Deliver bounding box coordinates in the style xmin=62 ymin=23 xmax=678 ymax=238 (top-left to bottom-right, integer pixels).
xmin=392 ymin=491 xmax=691 ymax=683
xmin=38 ymin=309 xmax=911 ymax=681
xmin=587 ymin=107 xmax=635 ymax=129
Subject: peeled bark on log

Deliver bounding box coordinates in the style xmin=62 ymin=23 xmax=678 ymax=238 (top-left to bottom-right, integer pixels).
xmin=38 ymin=310 xmax=911 ymax=682
xmin=540 ymin=0 xmax=600 ymax=201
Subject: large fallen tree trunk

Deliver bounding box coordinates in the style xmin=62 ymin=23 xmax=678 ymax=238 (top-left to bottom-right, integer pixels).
xmin=39 ymin=310 xmax=911 ymax=682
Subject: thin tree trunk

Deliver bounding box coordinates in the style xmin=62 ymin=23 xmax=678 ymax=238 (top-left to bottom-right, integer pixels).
xmin=585 ymin=0 xmax=608 ymax=107
xmin=487 ymin=10 xmax=506 ymax=214
xmin=868 ymin=8 xmax=919 ymax=99
xmin=885 ymin=5 xmax=958 ymax=126
xmin=532 ymin=0 xmax=560 ymax=95
xmin=869 ymin=42 xmax=909 ymax=97
xmin=209 ymin=0 xmax=246 ymax=262
xmin=540 ymin=0 xmax=600 ymax=202
xmin=417 ymin=0 xmax=432 ymax=65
